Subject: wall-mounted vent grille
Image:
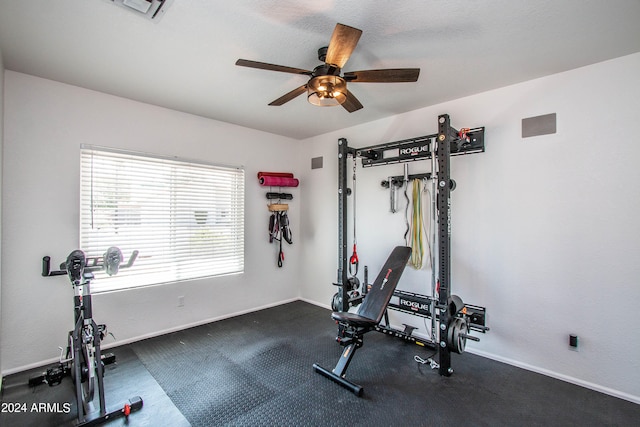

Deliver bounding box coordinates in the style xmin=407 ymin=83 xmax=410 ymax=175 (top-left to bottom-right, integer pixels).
xmin=108 ymin=0 xmax=173 ymax=21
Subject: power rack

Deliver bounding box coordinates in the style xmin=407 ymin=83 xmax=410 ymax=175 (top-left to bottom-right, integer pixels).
xmin=335 ymin=113 xmax=489 ymax=376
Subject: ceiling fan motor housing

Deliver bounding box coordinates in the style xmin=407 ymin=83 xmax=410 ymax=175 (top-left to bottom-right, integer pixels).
xmin=318 ymin=46 xmax=328 ymax=62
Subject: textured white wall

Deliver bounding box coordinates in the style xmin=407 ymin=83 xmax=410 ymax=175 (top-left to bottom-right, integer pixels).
xmin=1 ymin=71 xmax=302 ymax=372
xmin=299 ymin=53 xmax=640 ymax=402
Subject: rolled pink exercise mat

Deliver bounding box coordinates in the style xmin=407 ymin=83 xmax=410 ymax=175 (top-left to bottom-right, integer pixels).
xmin=259 ymin=176 xmax=299 ymax=187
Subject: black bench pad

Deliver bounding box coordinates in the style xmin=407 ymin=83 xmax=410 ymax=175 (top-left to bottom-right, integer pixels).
xmin=334 ymin=246 xmax=411 ymax=326
xmin=331 ymin=312 xmax=377 ymax=328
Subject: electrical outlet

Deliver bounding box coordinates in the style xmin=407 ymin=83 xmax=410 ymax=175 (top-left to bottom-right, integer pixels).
xmin=178 ymin=296 xmax=184 ymax=307
xmin=569 ymin=334 xmax=578 ymax=350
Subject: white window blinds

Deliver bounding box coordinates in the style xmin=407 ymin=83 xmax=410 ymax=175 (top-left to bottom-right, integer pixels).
xmin=80 ymin=146 xmax=245 ymax=293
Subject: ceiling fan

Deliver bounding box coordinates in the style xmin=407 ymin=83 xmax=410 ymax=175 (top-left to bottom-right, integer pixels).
xmin=235 ymin=23 xmax=420 ymax=113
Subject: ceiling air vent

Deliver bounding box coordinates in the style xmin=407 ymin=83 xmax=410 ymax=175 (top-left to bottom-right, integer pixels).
xmin=108 ymin=0 xmax=173 ymax=21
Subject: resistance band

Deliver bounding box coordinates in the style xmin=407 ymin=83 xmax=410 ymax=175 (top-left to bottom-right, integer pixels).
xmin=407 ymin=178 xmax=429 ymax=269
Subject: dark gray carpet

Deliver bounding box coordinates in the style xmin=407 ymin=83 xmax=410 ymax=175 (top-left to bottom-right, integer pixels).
xmin=129 ymin=301 xmax=640 ymax=427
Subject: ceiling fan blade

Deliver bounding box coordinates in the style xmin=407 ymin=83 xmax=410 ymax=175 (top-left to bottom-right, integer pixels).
xmin=236 ymin=59 xmax=312 ymax=75
xmin=344 ymin=68 xmax=421 ymax=83
xmin=269 ymin=85 xmax=308 ymax=106
xmin=342 ymin=89 xmax=363 ymax=113
xmin=325 ymin=23 xmax=362 ymax=69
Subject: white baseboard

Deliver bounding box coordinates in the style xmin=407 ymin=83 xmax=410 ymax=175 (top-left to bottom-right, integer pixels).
xmin=2 ymin=297 xmax=300 ymax=376
xmin=3 ymin=356 xmax=63 ymax=376
xmin=381 ymin=319 xmax=640 ymax=405
xmin=465 ymin=347 xmax=640 ymax=405
xmin=298 ymin=296 xmax=331 ymax=311
xmin=101 ymin=297 xmax=301 ymax=350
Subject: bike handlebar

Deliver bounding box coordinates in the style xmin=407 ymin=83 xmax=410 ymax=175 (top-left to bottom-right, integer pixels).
xmin=42 ymin=248 xmax=139 ymax=278
xmin=42 ymin=256 xmax=66 ymax=277
xmin=121 ymin=250 xmax=139 ymax=269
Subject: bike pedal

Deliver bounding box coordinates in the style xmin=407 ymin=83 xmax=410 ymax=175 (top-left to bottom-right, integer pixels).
xmin=102 ymin=352 xmax=116 ymax=365
xmin=45 ymin=365 xmax=66 ymax=386
xmin=98 ymin=324 xmax=107 ymax=340
xmin=128 ymin=396 xmax=143 ymax=412
xmin=28 ymin=374 xmax=45 ymax=387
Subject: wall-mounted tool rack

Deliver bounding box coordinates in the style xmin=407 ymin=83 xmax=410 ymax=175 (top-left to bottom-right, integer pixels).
xmin=259 ymin=172 xmax=299 ymax=267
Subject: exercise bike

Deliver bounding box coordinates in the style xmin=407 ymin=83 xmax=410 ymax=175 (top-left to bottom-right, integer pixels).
xmin=32 ymin=247 xmax=143 ymax=426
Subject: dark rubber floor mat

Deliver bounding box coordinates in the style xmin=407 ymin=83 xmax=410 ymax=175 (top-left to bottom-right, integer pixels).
xmin=0 ymin=346 xmax=189 ymax=427
xmin=128 ymin=301 xmax=640 ymax=426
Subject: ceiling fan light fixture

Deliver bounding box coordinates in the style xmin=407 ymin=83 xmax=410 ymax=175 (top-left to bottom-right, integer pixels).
xmin=307 ymin=75 xmax=347 ymax=107
xmin=123 ymin=0 xmax=152 ymax=13
xmin=107 ymin=0 xmax=173 ymax=21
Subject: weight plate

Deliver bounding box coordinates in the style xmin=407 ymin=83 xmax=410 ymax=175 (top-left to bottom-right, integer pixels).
xmin=447 ymin=317 xmax=468 ymax=354
xmin=331 ymin=292 xmax=342 ymax=312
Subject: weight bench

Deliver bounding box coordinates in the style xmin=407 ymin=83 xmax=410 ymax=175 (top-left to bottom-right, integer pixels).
xmin=313 ymin=246 xmax=411 ymax=396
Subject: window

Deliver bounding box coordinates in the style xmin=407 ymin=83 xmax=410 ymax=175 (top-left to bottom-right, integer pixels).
xmin=80 ymin=146 xmax=244 ymax=293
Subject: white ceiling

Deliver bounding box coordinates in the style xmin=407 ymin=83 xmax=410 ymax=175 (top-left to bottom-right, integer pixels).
xmin=1 ymin=0 xmax=639 ymax=140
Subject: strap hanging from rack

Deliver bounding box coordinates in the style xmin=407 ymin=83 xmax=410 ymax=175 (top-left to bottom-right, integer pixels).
xmin=403 ymin=164 xmax=410 ymax=244
xmin=349 ymin=157 xmax=359 ymax=276
xmin=269 ymin=210 xmax=293 ymax=267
